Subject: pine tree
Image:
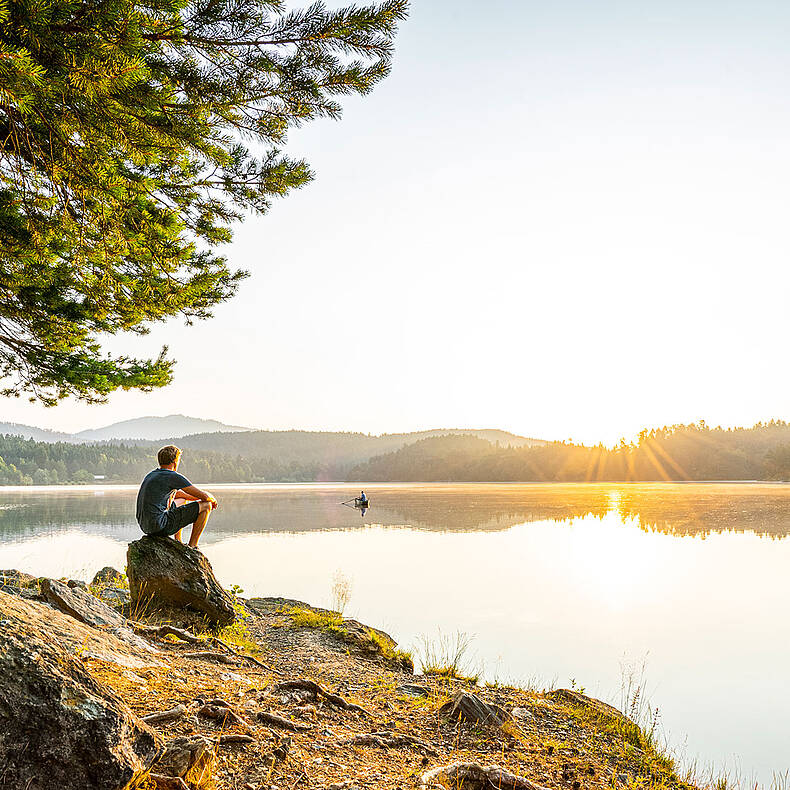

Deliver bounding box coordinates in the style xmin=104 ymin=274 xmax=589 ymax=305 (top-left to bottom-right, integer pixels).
xmin=0 ymin=0 xmax=407 ymax=404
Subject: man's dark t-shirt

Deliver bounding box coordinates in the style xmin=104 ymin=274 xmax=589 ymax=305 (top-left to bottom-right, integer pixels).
xmin=136 ymin=468 xmax=192 ymax=534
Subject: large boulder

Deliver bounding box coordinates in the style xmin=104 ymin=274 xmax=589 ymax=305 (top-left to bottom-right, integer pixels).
xmin=0 ymin=590 xmax=161 ymax=789
xmin=127 ymin=537 xmax=236 ymax=626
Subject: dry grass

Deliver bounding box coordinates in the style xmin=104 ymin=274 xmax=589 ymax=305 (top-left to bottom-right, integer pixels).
xmin=419 ymin=629 xmax=478 ymax=682
xmin=330 ymin=570 xmax=353 ymax=616
xmin=285 ymin=605 xmax=347 ymax=635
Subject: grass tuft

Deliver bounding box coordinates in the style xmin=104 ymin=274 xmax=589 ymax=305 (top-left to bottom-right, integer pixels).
xmin=287 ymin=606 xmax=347 ymax=636
xmin=363 ymin=627 xmax=413 ymax=668
xmin=418 ymin=629 xmax=477 ymax=681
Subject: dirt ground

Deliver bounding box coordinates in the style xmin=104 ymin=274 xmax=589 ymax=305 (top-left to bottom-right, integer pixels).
xmin=84 ymin=594 xmax=695 ymax=790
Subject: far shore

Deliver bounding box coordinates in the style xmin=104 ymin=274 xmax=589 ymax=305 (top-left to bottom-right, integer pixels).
xmin=0 ymin=478 xmax=788 ymax=490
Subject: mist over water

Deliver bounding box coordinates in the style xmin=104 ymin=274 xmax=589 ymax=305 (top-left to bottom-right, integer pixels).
xmin=1 ymin=482 xmax=788 ymax=785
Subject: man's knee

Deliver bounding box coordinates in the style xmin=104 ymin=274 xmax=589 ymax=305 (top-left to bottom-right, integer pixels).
xmin=198 ymin=500 xmax=213 ymax=514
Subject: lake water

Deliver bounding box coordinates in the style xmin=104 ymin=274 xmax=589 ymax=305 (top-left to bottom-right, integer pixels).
xmin=1 ymin=482 xmax=789 ymax=785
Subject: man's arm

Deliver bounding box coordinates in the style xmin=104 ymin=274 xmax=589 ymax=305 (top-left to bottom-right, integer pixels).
xmin=176 ymin=489 xmax=200 ymax=501
xmin=180 ymin=485 xmax=218 ymax=509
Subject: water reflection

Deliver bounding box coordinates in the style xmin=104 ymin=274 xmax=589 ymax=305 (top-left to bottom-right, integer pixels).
xmin=2 ymin=483 xmax=790 ymax=541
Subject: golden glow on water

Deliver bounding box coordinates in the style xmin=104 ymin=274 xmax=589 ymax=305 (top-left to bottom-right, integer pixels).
xmin=1 ymin=482 xmax=789 ymax=783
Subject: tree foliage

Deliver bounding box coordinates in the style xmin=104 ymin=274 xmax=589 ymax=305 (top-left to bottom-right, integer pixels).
xmin=0 ymin=0 xmax=407 ymax=403
xmin=348 ymin=421 xmax=790 ymax=482
xmin=8 ymin=421 xmax=790 ymax=485
xmin=0 ymin=434 xmax=321 ymax=483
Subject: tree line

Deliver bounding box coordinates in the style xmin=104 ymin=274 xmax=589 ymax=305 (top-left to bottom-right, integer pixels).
xmin=0 ymin=436 xmax=320 ymax=485
xmin=5 ymin=421 xmax=790 ymax=484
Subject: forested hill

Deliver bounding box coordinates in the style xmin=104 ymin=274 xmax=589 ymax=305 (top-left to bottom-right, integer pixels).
xmin=348 ymin=422 xmax=790 ymax=482
xmin=4 ymin=422 xmax=790 ymax=484
xmin=0 ymin=428 xmax=542 ymax=485
xmin=0 ymin=436 xmax=322 ymax=485
xmin=169 ymin=428 xmax=543 ymax=465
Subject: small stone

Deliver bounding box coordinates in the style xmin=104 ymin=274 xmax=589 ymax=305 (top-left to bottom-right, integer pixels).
xmin=439 ymin=691 xmax=510 ymax=726
xmin=154 ymin=735 xmax=214 ymax=778
xmin=398 ymin=683 xmax=430 ymax=697
xmin=92 ymin=567 xmax=126 ymax=586
xmin=95 ymin=586 xmax=131 ymax=606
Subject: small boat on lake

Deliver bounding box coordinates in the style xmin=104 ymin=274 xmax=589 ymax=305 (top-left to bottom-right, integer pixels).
xmin=354 ymin=497 xmax=370 ymax=508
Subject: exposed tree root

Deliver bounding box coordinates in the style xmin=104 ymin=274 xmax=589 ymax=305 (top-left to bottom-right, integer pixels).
xmin=256 ymin=709 xmax=312 ymax=732
xmin=132 ymin=623 xmax=204 ymax=645
xmin=273 ymin=679 xmax=372 ymax=717
xmin=197 ymin=703 xmax=250 ymax=730
xmin=181 ymin=651 xmax=237 ymax=664
xmin=217 ymin=734 xmax=255 ymax=745
xmin=208 ymin=636 xmax=269 ymax=670
xmin=341 ymin=730 xmax=437 ymax=757
xmin=142 ymin=704 xmax=187 ymax=726
xmin=132 ymin=622 xmax=272 ymax=672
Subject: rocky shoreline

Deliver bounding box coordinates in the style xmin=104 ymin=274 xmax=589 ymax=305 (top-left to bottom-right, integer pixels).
xmin=0 ymin=540 xmax=695 ymax=790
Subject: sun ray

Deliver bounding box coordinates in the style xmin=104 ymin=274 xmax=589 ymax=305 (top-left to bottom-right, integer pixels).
xmin=646 ymin=437 xmax=691 ymax=480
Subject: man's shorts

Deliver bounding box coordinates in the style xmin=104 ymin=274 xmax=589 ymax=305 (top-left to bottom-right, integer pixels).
xmin=152 ymin=501 xmax=201 ymax=537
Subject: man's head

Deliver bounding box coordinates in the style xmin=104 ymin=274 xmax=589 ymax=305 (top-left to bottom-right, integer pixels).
xmin=157 ymin=445 xmax=182 ymax=470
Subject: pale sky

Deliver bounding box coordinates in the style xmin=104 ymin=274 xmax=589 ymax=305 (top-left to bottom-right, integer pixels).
xmin=4 ymin=0 xmax=790 ymax=445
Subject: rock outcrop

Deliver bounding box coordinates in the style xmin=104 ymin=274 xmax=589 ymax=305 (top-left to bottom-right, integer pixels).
xmin=127 ymin=537 xmax=236 ymax=626
xmin=248 ymin=597 xmax=414 ymax=671
xmin=0 ymin=590 xmax=161 ymax=789
xmin=40 ymin=577 xmax=154 ymax=652
xmin=0 ymin=568 xmax=39 ymax=598
xmin=547 ymin=688 xmax=630 ymax=721
xmin=3 ymin=589 xmax=161 ymax=669
xmin=438 ymin=691 xmax=510 ymax=726
xmin=42 ymin=576 xmax=128 ymax=629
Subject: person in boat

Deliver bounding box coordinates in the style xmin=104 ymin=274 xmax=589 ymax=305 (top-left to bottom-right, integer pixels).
xmin=136 ymin=445 xmax=218 ymax=549
xmin=358 ymin=490 xmax=368 ymax=504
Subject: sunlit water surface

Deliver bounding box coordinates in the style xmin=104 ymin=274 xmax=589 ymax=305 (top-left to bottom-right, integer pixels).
xmin=1 ymin=482 xmax=789 ymax=785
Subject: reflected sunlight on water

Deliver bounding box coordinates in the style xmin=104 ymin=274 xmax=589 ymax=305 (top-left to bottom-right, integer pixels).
xmin=0 ymin=482 xmax=788 ymax=784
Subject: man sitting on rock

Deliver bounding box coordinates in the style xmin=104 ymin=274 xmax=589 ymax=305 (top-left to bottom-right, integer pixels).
xmin=136 ymin=445 xmax=218 ymax=548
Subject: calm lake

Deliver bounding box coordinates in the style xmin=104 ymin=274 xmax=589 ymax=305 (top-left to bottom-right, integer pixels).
xmin=1 ymin=482 xmax=788 ymax=785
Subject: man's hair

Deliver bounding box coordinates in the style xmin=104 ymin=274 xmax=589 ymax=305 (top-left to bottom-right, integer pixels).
xmin=157 ymin=445 xmax=182 ymax=466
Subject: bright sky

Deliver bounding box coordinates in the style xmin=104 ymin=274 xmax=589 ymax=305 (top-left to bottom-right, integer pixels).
xmin=4 ymin=0 xmax=790 ymax=445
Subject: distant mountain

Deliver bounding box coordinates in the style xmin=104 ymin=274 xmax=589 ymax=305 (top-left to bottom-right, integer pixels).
xmin=75 ymin=414 xmax=251 ymax=441
xmin=0 ymin=422 xmax=76 ymax=443
xmin=172 ymin=428 xmax=545 ymax=468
